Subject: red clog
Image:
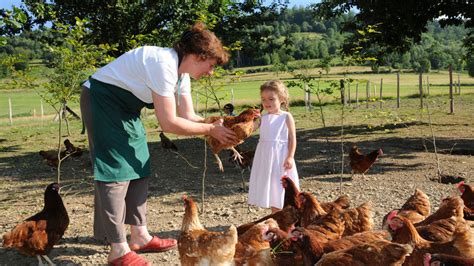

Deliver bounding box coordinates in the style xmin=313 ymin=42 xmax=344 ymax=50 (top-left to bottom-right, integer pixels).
xmin=108 ymin=251 xmax=151 ymax=266
xmin=129 ymin=236 xmax=177 ymax=253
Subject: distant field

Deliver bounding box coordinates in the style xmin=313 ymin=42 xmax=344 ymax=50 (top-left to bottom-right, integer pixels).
xmin=1 ymin=63 xmax=473 ymax=124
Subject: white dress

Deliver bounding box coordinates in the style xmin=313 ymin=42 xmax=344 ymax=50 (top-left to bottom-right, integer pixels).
xmin=248 ymin=111 xmax=300 ymax=209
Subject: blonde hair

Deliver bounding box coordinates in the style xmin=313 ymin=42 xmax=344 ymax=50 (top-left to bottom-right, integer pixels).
xmin=173 ymin=22 xmax=229 ymax=65
xmin=260 ymin=80 xmax=290 ymax=111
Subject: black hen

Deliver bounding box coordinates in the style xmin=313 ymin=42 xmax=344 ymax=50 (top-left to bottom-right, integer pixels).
xmin=159 ymin=132 xmax=178 ymax=152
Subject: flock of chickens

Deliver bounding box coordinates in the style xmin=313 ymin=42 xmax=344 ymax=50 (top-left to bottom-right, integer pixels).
xmin=3 ymin=107 xmax=474 ymax=265
xmin=177 ymin=179 xmax=474 ymax=265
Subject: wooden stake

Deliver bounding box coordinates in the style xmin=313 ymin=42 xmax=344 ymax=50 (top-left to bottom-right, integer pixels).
xmin=231 ymin=88 xmax=234 ymax=105
xmin=426 ymin=75 xmax=430 ymax=96
xmin=366 ymin=81 xmax=369 ymax=109
xmin=397 ymin=72 xmax=400 ymax=108
xmin=8 ymin=98 xmax=12 ymax=126
xmin=457 ymin=73 xmax=461 ymax=95
xmin=449 ymin=65 xmax=454 ymax=114
xmin=379 ymin=78 xmax=383 ymax=109
xmin=41 ymin=100 xmax=44 ymax=124
xmin=355 ymin=82 xmax=359 ymax=107
xmin=419 ymin=72 xmax=423 ymax=109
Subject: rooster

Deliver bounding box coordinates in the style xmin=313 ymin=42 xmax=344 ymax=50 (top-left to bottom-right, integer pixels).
xmin=3 ymin=183 xmax=69 ymax=265
xmin=178 ymin=195 xmax=238 ymax=266
xmin=457 ymin=181 xmax=474 ymax=220
xmin=349 ymin=145 xmax=383 ymax=178
xmin=203 ymin=108 xmax=260 ymax=172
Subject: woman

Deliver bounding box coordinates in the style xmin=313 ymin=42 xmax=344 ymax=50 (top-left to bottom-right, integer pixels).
xmin=80 ymin=22 xmax=237 ymax=265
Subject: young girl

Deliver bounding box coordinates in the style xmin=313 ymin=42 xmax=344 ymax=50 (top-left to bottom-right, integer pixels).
xmin=248 ymin=80 xmax=300 ymax=213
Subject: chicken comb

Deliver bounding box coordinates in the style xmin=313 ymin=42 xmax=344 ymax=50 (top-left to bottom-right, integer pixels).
xmin=455 ymin=180 xmax=465 ymax=188
xmin=386 ymin=210 xmax=399 ymax=222
xmin=182 ymin=195 xmax=188 ymax=201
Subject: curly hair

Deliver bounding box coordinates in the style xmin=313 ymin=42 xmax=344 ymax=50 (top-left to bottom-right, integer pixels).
xmin=173 ymin=22 xmax=229 ymax=65
xmin=260 ymin=80 xmax=290 ymax=111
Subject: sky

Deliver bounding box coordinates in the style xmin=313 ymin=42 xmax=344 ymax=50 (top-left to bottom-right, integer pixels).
xmin=1 ymin=0 xmax=316 ymax=11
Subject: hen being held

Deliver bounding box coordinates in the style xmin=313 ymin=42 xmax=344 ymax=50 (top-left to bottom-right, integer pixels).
xmin=3 ymin=183 xmax=69 ymax=265
xmin=203 ymin=108 xmax=260 ymax=172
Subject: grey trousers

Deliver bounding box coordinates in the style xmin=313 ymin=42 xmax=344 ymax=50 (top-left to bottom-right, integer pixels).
xmin=94 ymin=178 xmax=149 ymax=243
xmin=81 ymin=86 xmax=149 ymax=243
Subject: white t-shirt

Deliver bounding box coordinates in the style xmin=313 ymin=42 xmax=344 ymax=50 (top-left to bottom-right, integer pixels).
xmin=84 ymin=46 xmax=191 ymax=104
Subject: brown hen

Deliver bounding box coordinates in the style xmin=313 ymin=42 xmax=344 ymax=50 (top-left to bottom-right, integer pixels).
xmin=388 ymin=215 xmax=474 ymax=266
xmin=177 ymin=196 xmax=238 ymax=266
xmin=315 ymin=239 xmax=413 ymax=266
xmin=3 ymin=183 xmax=69 ymax=265
xmin=349 ymin=145 xmax=383 ymax=178
xmin=203 ymin=108 xmax=260 ymax=172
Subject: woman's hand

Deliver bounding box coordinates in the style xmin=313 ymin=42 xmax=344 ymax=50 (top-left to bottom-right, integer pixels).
xmin=284 ymin=156 xmax=294 ymax=170
xmin=209 ymin=119 xmax=238 ymax=145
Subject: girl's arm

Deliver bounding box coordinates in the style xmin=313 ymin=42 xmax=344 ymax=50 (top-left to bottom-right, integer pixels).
xmin=284 ymin=112 xmax=297 ymax=170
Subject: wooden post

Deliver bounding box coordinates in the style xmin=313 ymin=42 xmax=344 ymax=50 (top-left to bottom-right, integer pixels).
xmin=306 ymin=83 xmax=309 ymax=110
xmin=457 ymin=73 xmax=461 ymax=95
xmin=8 ymin=98 xmax=13 ymax=126
xmin=373 ymin=81 xmax=376 ymax=97
xmin=231 ymin=88 xmax=234 ymax=105
xmin=425 ymin=75 xmax=429 ymax=96
xmin=340 ymin=79 xmax=346 ymax=106
xmin=366 ymin=81 xmax=370 ymax=109
xmin=33 ymin=108 xmax=36 ymax=118
xmin=397 ymin=72 xmax=400 ymax=108
xmin=355 ymin=82 xmax=359 ymax=107
xmin=308 ymin=90 xmax=312 ymax=111
xmin=419 ymin=72 xmax=423 ymax=109
xmin=348 ymin=81 xmax=351 ymax=105
xmin=379 ymin=78 xmax=383 ymax=109
xmin=449 ymin=65 xmax=454 ymax=114
xmin=41 ymin=100 xmax=44 ymax=124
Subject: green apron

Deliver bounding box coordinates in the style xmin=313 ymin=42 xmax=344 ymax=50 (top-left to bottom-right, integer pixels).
xmin=89 ymin=78 xmax=154 ymax=182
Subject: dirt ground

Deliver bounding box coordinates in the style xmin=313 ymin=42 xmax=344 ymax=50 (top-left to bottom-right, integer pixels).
xmin=0 ymin=96 xmax=473 ymax=265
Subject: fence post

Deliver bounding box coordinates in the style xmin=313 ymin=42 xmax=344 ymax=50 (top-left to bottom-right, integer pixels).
xmin=41 ymin=100 xmax=44 ymax=124
xmin=355 ymin=82 xmax=359 ymax=107
xmin=231 ymin=88 xmax=234 ymax=105
xmin=366 ymin=81 xmax=370 ymax=109
xmin=379 ymin=78 xmax=383 ymax=109
xmin=449 ymin=65 xmax=454 ymax=114
xmin=397 ymin=72 xmax=400 ymax=108
xmin=457 ymin=73 xmax=461 ymax=95
xmin=8 ymin=98 xmax=13 ymax=126
xmin=340 ymin=79 xmax=347 ymax=105
xmin=419 ymin=72 xmax=423 ymax=109
xmin=426 ymin=75 xmax=430 ymax=96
